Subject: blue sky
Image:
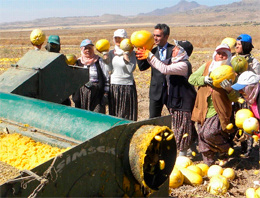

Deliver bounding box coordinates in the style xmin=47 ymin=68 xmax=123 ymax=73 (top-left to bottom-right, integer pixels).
xmin=0 ymin=0 xmax=241 ymax=23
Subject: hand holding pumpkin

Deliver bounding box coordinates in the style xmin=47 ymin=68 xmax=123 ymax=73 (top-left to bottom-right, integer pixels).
xmin=135 ymin=47 xmax=151 ymax=60
xmin=204 ymin=76 xmax=213 ymax=86
xmin=123 ymin=51 xmax=130 ymax=63
xmin=101 ymin=51 xmax=109 ymax=61
xmin=220 ymin=79 xmax=233 ymax=92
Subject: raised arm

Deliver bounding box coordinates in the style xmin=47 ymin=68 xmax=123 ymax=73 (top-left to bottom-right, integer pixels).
xmin=188 ymin=63 xmax=207 ymax=86
xmin=148 ymin=55 xmax=188 ymax=76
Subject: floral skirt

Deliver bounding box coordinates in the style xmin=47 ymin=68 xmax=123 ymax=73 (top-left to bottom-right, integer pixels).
xmin=170 ymin=109 xmax=197 ymax=151
xmin=197 ymin=115 xmax=231 ymax=154
xmin=73 ymin=83 xmax=105 ymax=113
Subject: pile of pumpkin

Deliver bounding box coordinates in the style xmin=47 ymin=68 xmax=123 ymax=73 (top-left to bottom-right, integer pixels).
xmin=169 ymin=156 xmax=235 ymax=196
xmin=0 ymin=132 xmax=69 ymax=170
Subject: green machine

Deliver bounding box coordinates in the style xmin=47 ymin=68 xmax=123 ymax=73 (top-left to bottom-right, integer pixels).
xmin=0 ymin=50 xmax=177 ymax=197
xmin=0 ymin=50 xmax=88 ymax=103
xmin=0 ymin=92 xmax=177 ymax=197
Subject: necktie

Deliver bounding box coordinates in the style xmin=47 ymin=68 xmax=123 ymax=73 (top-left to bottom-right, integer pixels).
xmin=159 ymin=47 xmax=165 ymax=61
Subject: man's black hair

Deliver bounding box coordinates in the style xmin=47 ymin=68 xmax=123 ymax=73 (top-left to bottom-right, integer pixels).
xmin=154 ymin=24 xmax=170 ymax=36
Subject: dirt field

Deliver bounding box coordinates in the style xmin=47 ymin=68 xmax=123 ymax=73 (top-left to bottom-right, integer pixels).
xmin=0 ymin=25 xmax=260 ymax=197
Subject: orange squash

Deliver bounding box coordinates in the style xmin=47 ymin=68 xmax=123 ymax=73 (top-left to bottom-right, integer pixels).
xmin=209 ymin=65 xmax=236 ymax=88
xmin=130 ymin=30 xmax=154 ymax=50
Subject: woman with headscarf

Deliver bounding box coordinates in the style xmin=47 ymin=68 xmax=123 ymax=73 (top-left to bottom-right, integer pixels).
xmin=106 ymin=29 xmax=137 ymax=121
xmin=231 ymin=71 xmax=260 ymax=159
xmin=235 ymin=34 xmax=260 ymax=74
xmin=136 ymin=40 xmax=197 ymax=156
xmin=188 ymin=43 xmax=238 ymax=166
xmin=72 ymin=39 xmax=109 ymax=113
xmin=225 ymin=34 xmax=260 ymax=157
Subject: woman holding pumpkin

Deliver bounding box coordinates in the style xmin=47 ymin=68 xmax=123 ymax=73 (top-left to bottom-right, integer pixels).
xmin=188 ymin=44 xmax=238 ymax=166
xmin=231 ymin=71 xmax=260 ymax=160
xmin=136 ymin=40 xmax=197 ymax=157
xmin=105 ymin=29 xmax=138 ymax=121
xmin=225 ymin=34 xmax=260 ymax=157
xmin=234 ymin=34 xmax=260 ymax=75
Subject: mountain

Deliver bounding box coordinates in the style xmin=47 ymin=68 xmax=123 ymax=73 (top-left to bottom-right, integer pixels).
xmin=1 ymin=0 xmax=260 ymax=30
xmin=139 ymin=0 xmax=207 ymax=16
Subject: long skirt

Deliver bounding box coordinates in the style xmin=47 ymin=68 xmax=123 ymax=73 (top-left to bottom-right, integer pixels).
xmin=170 ymin=109 xmax=197 ymax=151
xmin=109 ymin=84 xmax=138 ymax=121
xmin=73 ymin=83 xmax=105 ymax=113
xmin=197 ymin=115 xmax=231 ymax=165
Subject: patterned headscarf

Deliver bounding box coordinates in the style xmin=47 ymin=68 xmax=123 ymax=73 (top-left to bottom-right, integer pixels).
xmin=79 ymin=46 xmax=98 ymax=66
xmin=171 ymin=40 xmax=189 ymax=63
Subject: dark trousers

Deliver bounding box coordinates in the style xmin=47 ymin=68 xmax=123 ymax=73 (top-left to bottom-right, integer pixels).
xmin=149 ymin=98 xmax=165 ymax=118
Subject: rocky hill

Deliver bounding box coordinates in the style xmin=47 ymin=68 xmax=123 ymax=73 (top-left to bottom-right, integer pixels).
xmin=138 ymin=0 xmax=207 ymax=16
xmin=0 ymin=0 xmax=260 ymax=30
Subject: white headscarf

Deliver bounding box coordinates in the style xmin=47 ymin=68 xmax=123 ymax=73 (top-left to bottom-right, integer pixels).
xmin=208 ymin=43 xmax=232 ymax=74
xmin=113 ymin=29 xmax=127 ymax=56
xmin=171 ymin=40 xmax=189 ymax=63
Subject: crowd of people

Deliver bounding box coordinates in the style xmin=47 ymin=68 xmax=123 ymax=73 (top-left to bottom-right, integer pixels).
xmin=30 ymin=24 xmax=260 ymax=166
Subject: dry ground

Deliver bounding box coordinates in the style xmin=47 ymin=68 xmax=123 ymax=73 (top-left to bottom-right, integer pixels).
xmin=0 ymin=25 xmax=260 ymax=197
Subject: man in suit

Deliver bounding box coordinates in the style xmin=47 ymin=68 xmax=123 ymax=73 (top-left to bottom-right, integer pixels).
xmin=137 ymin=24 xmax=174 ymax=118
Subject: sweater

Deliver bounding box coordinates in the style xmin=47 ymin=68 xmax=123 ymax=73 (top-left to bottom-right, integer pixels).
xmin=108 ymin=50 xmax=136 ymax=85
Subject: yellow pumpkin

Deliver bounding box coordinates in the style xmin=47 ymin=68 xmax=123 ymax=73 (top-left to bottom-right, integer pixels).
xmin=243 ymin=117 xmax=259 ymax=135
xmin=169 ymin=167 xmax=184 ymax=188
xmin=120 ymin=38 xmax=134 ymax=52
xmin=256 ymin=188 xmax=260 ymax=197
xmin=207 ymin=175 xmax=229 ymax=195
xmin=252 ymin=135 xmax=259 ymax=142
xmin=222 ymin=168 xmax=236 ymax=180
xmin=179 ymin=167 xmax=203 ymax=186
xmin=30 ymin=29 xmax=46 ymax=45
xmin=65 ymin=54 xmax=77 ymax=65
xmin=95 ymin=39 xmax=110 ymax=52
xmin=221 ymin=37 xmax=236 ymax=53
xmin=187 ymin=165 xmax=202 ymax=176
xmin=196 ymin=163 xmax=209 ymax=177
xmin=175 ymin=156 xmax=193 ymax=168
xmin=245 ymin=187 xmax=259 ymax=198
xmin=226 ymin=123 xmax=234 ymax=130
xmin=130 ymin=30 xmax=154 ymax=50
xmin=207 ymin=165 xmax=223 ymax=178
xmin=235 ymin=109 xmax=254 ymax=129
xmin=209 ymin=65 xmax=236 ymax=88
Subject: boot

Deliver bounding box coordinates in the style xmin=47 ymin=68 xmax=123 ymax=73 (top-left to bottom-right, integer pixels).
xmin=241 ymin=138 xmax=253 ymax=158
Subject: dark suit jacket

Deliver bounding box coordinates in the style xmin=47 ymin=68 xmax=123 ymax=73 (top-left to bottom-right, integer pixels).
xmin=137 ymin=43 xmax=174 ymax=101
